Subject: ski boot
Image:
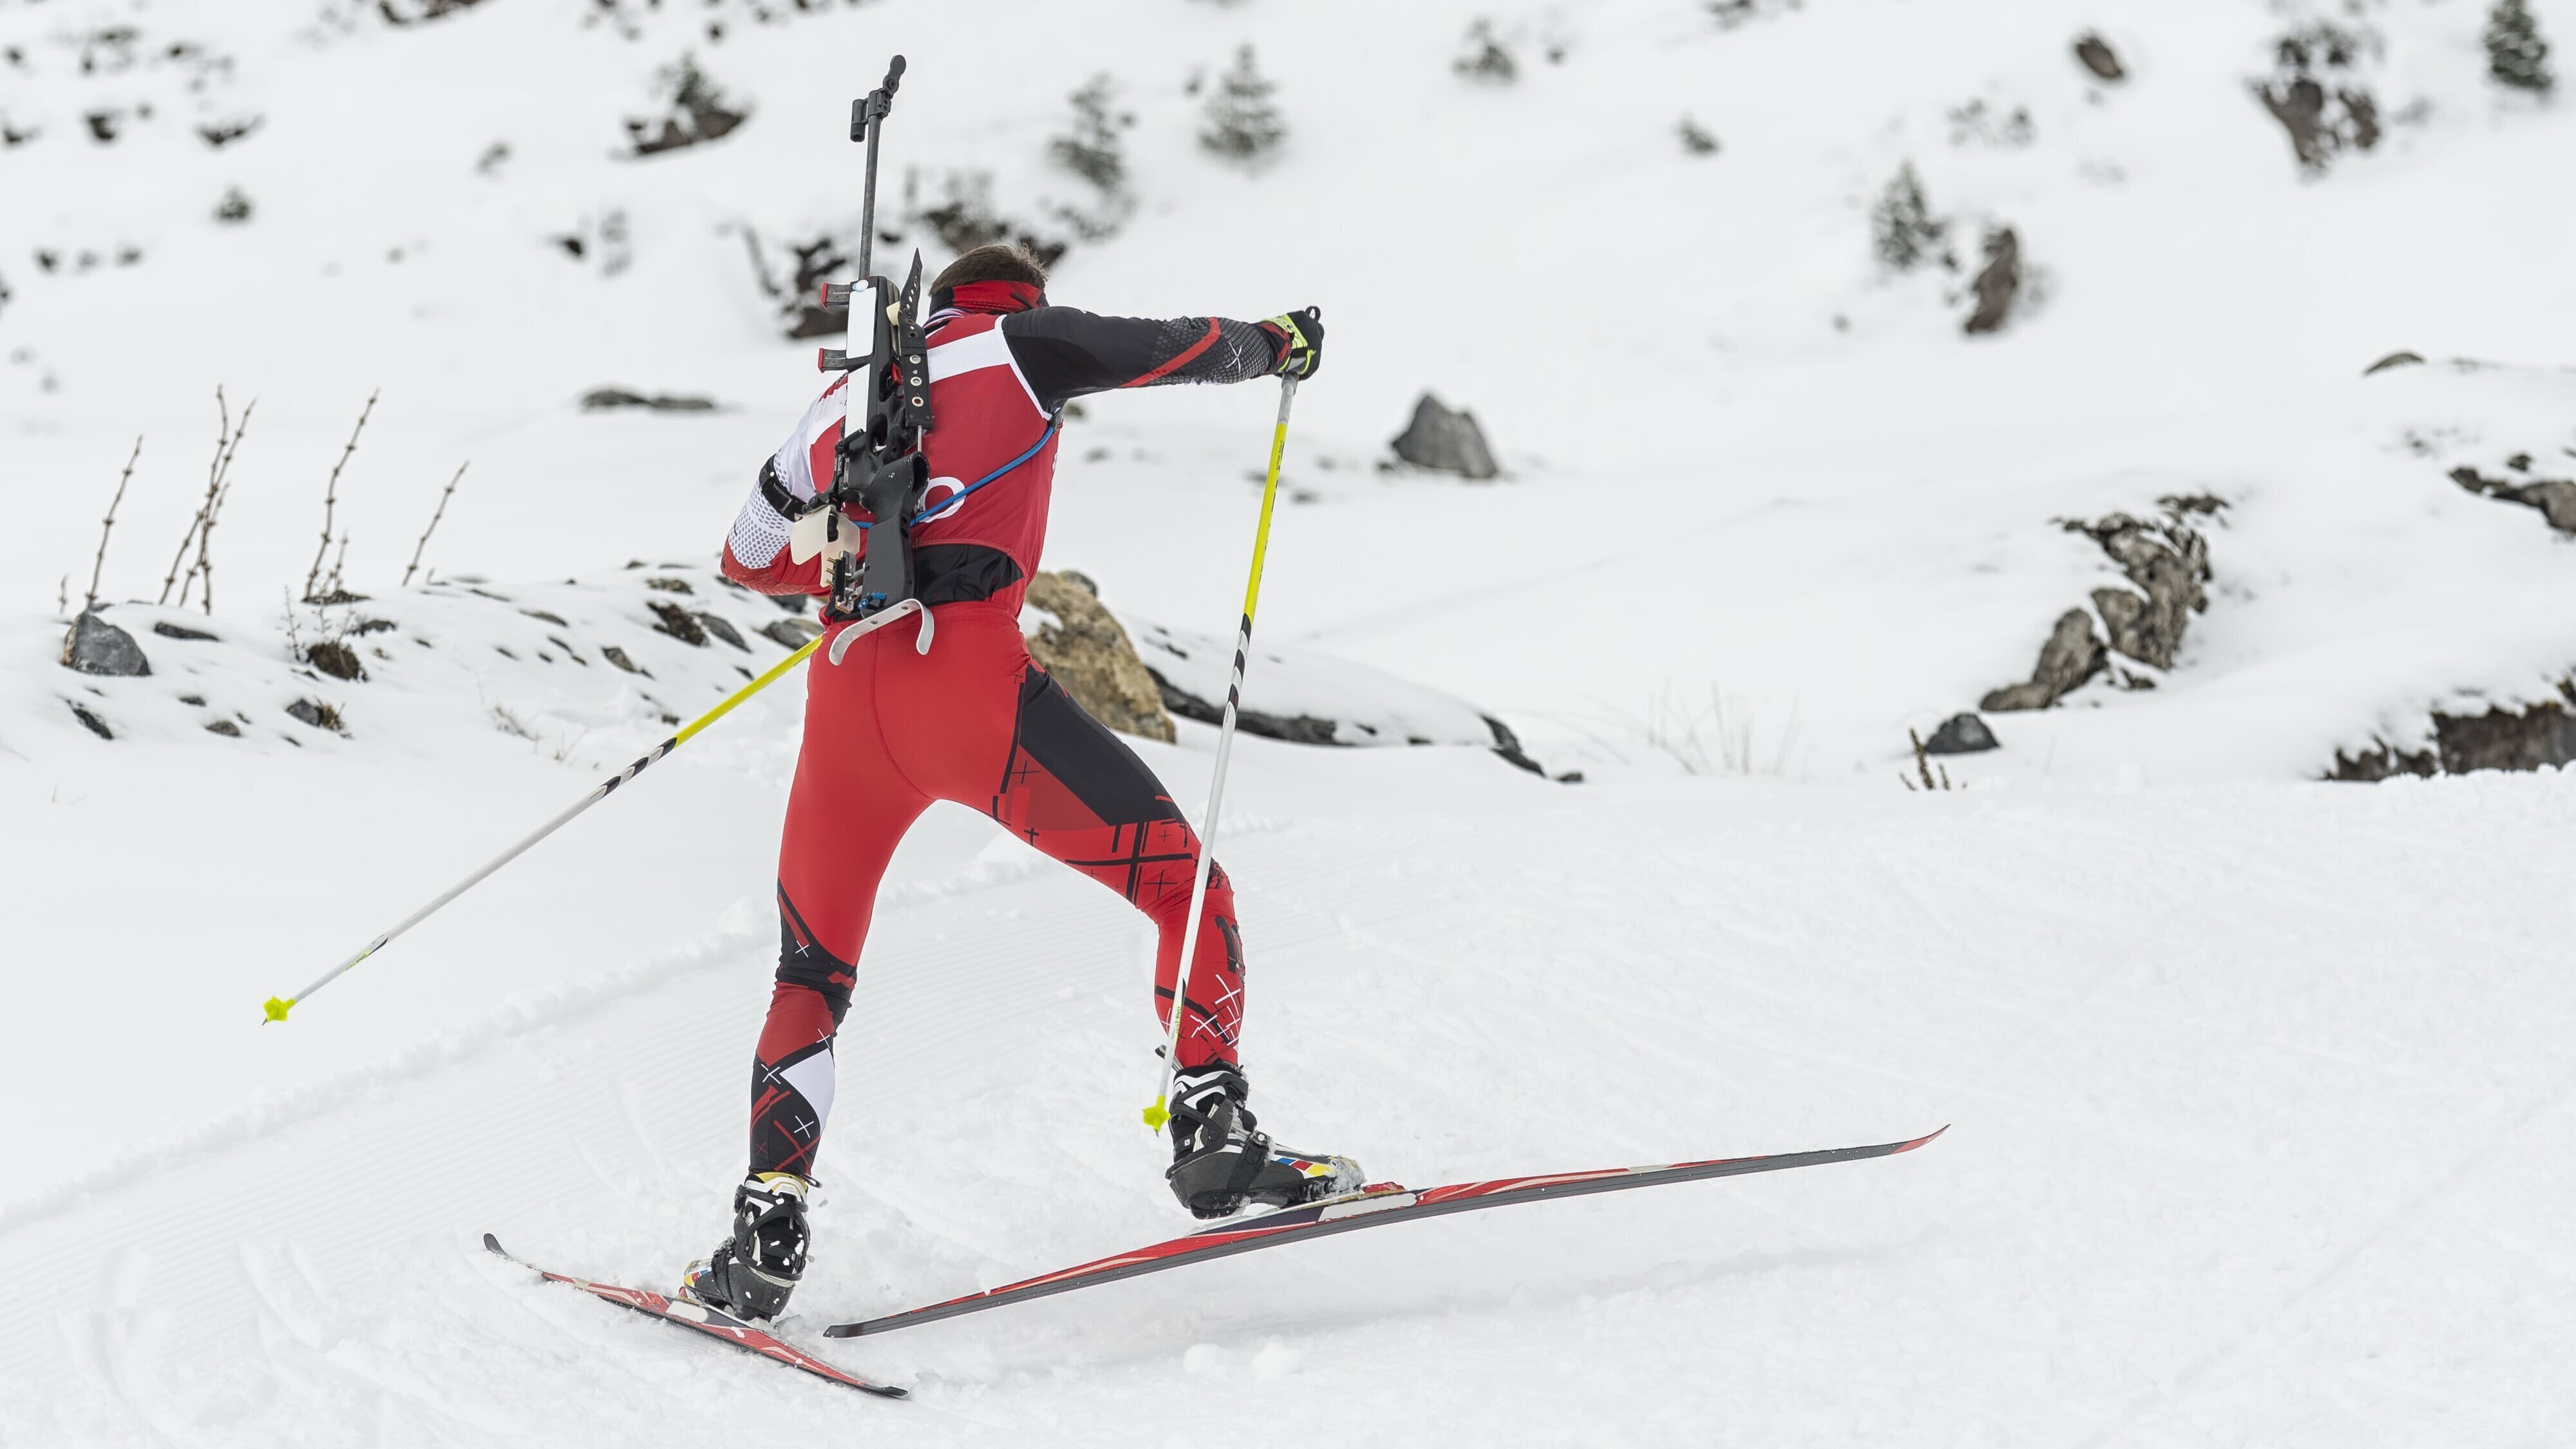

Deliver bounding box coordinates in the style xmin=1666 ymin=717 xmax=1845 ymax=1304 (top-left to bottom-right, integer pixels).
xmin=679 ymin=1172 xmax=812 ymax=1321
xmin=1165 ymin=1061 xmax=1363 ymax=1220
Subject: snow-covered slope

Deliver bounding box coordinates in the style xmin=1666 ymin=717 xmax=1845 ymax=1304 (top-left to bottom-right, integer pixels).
xmin=5 ymin=0 xmax=2575 ymax=1443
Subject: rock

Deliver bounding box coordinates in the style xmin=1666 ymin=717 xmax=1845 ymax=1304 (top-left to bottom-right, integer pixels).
xmin=583 ymin=388 xmax=718 ymax=413
xmin=2363 ymin=350 xmax=2424 ymax=375
xmin=1484 ymin=715 xmax=1546 ymax=775
xmin=61 ymin=611 xmax=150 ymax=677
xmin=693 ymin=612 xmax=749 ymax=651
xmin=1962 ymin=227 xmax=2021 ymax=336
xmin=1923 ymin=712 xmax=1999 ymax=754
xmin=2333 ymin=687 xmax=2576 ymax=779
xmin=2527 ymin=480 xmax=2576 ymax=533
xmin=645 ymin=577 xmax=694 ymax=594
xmin=761 ymin=617 xmax=822 ymax=649
xmin=68 ymin=701 xmax=112 ymax=739
xmin=2250 ymin=23 xmax=2382 ymax=172
xmin=2071 ymin=509 xmax=2211 ymax=669
xmin=2447 ymin=464 xmax=2576 ymax=534
xmin=1981 ymin=610 xmax=2107 ymax=712
xmin=1151 ymin=679 xmax=1342 ymax=745
xmin=204 ymin=718 xmax=242 ymax=737
xmin=600 ymin=645 xmax=647 ymax=675
xmin=2073 ymin=33 xmax=2125 ymax=82
xmin=647 ymin=599 xmax=706 ymax=645
xmin=285 ymin=698 xmax=342 ymax=732
xmin=2433 ymin=698 xmax=2576 ymax=773
xmin=153 ymin=620 xmax=218 ymax=641
xmin=1390 ymin=393 xmax=1499 ymax=480
xmin=1023 ymin=571 xmax=1176 ymax=743
xmin=304 ymin=639 xmax=366 ymax=681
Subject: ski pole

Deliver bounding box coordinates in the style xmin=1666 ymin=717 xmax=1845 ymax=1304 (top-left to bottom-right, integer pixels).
xmin=1143 ymin=374 xmax=1297 ymax=1130
xmin=261 ymin=631 xmax=826 ymax=1024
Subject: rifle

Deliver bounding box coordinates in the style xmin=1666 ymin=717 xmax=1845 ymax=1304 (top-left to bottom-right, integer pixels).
xmin=815 ymin=55 xmax=934 ymax=647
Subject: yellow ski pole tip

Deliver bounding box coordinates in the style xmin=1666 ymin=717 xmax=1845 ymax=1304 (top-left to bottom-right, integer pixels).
xmin=1141 ymin=1097 xmax=1170 ymax=1131
xmin=262 ymin=996 xmax=294 ymax=1023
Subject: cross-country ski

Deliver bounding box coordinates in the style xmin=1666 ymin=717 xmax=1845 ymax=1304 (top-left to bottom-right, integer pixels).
xmin=828 ymin=1129 xmax=1945 ymax=1338
xmin=482 ymin=1235 xmax=906 ymax=1399
xmin=10 ymin=1 xmax=2573 ymax=1445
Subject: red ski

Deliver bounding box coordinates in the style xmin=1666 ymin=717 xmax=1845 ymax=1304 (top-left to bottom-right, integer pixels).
xmin=825 ymin=1126 xmax=1945 ymax=1339
xmin=483 ymin=1234 xmax=905 ymax=1398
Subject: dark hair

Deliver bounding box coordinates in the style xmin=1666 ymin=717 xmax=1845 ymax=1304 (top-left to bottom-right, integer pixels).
xmin=931 ymin=243 xmax=1049 ymax=298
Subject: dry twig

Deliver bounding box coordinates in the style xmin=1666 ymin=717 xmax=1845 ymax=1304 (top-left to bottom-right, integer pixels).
xmin=305 ymin=390 xmax=377 ymax=601
xmin=1901 ymin=728 xmax=1955 ymax=791
xmin=161 ymin=390 xmax=253 ymax=608
xmin=84 ymin=433 xmax=142 ymax=613
xmin=403 ymin=461 xmax=468 ymax=587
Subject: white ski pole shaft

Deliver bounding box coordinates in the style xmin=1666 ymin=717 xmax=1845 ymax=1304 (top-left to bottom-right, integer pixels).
xmin=262 ymin=633 xmax=826 ymax=1023
xmin=1144 ymin=375 xmax=1296 ymax=1129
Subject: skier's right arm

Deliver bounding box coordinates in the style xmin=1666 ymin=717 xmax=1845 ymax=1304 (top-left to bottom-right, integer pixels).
xmin=721 ymin=377 xmax=848 ymax=598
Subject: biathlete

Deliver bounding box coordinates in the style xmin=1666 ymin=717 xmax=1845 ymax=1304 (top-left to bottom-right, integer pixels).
xmin=681 ymin=243 xmax=1354 ymax=1321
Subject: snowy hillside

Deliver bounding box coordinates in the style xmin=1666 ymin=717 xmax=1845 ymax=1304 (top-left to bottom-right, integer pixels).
xmin=6 ymin=0 xmax=2576 ymax=1444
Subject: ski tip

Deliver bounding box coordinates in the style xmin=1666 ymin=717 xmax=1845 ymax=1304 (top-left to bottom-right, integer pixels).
xmin=1895 ymin=1125 xmax=1951 ymax=1153
xmin=482 ymin=1232 xmax=506 ymax=1255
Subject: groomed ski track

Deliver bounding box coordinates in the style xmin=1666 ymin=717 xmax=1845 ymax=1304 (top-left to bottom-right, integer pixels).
xmin=5 ymin=739 xmax=2573 ymax=1446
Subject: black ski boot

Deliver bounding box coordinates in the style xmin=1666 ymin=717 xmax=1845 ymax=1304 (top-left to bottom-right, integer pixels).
xmin=680 ymin=1173 xmax=811 ymax=1321
xmin=1165 ymin=1061 xmax=1362 ymax=1220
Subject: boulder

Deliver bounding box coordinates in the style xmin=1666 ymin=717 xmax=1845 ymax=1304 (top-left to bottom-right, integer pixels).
xmin=2074 ymin=33 xmax=2125 ymax=82
xmin=693 ymin=612 xmax=750 ymax=651
xmin=61 ymin=611 xmax=150 ymax=677
xmin=1981 ymin=610 xmax=2107 ymax=713
xmin=1962 ymin=227 xmax=2021 ymax=336
xmin=2333 ymin=688 xmax=2576 ymax=779
xmin=1022 ymin=571 xmax=1177 ymax=743
xmin=1922 ymin=712 xmax=1999 ymax=754
xmin=1391 ymin=393 xmax=1499 ymax=480
xmin=761 ymin=617 xmax=821 ymax=649
xmin=2072 ymin=508 xmax=2211 ymax=670
xmin=305 ymin=639 xmax=365 ymax=681
xmin=647 ymin=599 xmax=707 ymax=645
xmin=2250 ymin=23 xmax=2382 ymax=172
xmin=2446 ymin=464 xmax=2576 ymax=535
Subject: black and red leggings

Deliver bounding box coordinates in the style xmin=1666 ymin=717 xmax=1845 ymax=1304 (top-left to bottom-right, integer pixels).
xmin=748 ymin=600 xmax=1244 ymax=1179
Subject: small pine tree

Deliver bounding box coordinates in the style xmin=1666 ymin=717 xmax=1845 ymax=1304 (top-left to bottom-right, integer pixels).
xmin=1455 ymin=20 xmax=1517 ymax=82
xmin=1050 ymin=74 xmax=1131 ymax=192
xmin=1871 ymin=163 xmax=1944 ymax=270
xmin=1198 ymin=45 xmax=1286 ymax=163
xmin=2485 ymin=0 xmax=2553 ymax=93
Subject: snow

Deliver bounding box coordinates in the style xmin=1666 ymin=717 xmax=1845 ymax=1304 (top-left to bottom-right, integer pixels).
xmin=6 ymin=0 xmax=2576 ymax=1443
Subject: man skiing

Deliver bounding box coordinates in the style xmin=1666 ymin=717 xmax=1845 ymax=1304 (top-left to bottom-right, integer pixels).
xmin=682 ymin=243 xmax=1356 ymax=1321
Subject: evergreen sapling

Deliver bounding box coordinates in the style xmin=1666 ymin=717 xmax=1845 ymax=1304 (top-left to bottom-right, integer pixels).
xmin=1199 ymin=46 xmax=1285 ymax=164
xmin=1871 ymin=163 xmax=1945 ymax=270
xmin=2485 ymin=0 xmax=2553 ymax=93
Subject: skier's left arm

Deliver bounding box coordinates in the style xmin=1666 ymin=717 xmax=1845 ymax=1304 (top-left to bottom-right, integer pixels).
xmin=1000 ymin=305 xmax=1322 ymax=413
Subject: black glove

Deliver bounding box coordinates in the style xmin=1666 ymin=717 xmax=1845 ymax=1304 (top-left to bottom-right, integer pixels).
xmin=1263 ymin=307 xmax=1323 ymax=380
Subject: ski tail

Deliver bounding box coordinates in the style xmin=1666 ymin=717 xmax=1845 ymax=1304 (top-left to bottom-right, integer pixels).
xmin=484 ymin=1234 xmax=906 ymax=1398
xmin=826 ymin=1126 xmax=1946 ymax=1340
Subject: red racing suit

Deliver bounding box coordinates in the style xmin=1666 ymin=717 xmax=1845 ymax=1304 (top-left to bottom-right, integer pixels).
xmin=719 ymin=278 xmax=1293 ymax=1179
